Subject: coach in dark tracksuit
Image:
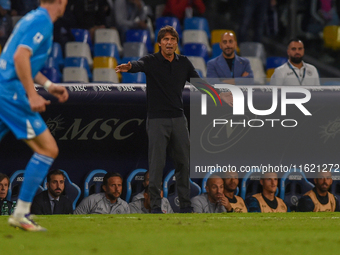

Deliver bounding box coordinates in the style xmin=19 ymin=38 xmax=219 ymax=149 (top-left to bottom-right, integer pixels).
xmin=116 ymin=26 xmax=200 ymax=213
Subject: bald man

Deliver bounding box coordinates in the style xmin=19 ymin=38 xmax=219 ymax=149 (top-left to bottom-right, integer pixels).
xmin=207 ymin=32 xmax=253 ymax=84
xmin=191 ymin=175 xmax=233 ymax=213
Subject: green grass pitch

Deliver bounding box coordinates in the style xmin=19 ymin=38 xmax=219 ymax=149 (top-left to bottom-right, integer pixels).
xmin=1 ymin=213 xmax=340 ymax=255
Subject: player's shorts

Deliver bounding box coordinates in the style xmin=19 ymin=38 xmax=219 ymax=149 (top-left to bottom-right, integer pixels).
xmin=0 ymin=88 xmax=47 ymax=141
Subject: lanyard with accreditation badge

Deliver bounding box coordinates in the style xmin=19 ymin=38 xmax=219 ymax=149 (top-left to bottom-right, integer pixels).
xmin=287 ymin=62 xmax=305 ymax=85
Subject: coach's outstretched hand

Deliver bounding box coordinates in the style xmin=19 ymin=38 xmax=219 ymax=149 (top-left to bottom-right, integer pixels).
xmin=115 ymin=61 xmax=132 ymax=73
xmin=220 ymin=92 xmax=233 ymax=107
xmin=48 ymin=84 xmax=69 ymax=103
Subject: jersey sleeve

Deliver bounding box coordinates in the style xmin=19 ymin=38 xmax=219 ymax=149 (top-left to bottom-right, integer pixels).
xmin=73 ymin=197 xmax=91 ymax=214
xmin=17 ymin=16 xmax=51 ymax=55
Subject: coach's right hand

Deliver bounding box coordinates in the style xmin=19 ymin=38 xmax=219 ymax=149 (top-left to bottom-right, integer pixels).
xmin=115 ymin=61 xmax=132 ymax=73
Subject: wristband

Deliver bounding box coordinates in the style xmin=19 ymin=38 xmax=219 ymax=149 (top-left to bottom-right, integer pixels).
xmin=43 ymin=80 xmax=52 ymax=91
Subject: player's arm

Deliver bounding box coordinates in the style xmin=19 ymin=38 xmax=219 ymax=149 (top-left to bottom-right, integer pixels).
xmin=115 ymin=58 xmax=147 ymax=74
xmin=34 ymin=72 xmax=68 ymax=103
xmin=13 ymin=46 xmax=50 ymax=112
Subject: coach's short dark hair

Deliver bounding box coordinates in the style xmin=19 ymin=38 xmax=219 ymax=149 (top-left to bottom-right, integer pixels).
xmin=103 ymin=172 xmax=123 ymax=186
xmin=287 ymin=38 xmax=303 ymax=48
xmin=0 ymin=173 xmax=9 ymax=183
xmin=157 ymin=25 xmax=179 ymax=43
xmin=47 ymin=169 xmax=65 ymax=183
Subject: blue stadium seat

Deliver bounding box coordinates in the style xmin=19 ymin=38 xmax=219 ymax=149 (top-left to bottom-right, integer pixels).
xmin=49 ymin=42 xmax=64 ymax=68
xmin=64 ymin=57 xmax=92 ymax=81
xmin=71 ymin=28 xmax=93 ymax=50
xmin=163 ymin=169 xmax=201 ymax=212
xmin=201 ymin=172 xmax=239 ymax=195
xmin=121 ymin=57 xmax=140 ymax=63
xmin=125 ymin=168 xmax=148 ymax=203
xmin=184 ymin=17 xmax=210 ymax=39
xmin=94 ymin=43 xmax=121 ymax=63
xmin=6 ymin=170 xmax=44 ymax=201
xmin=266 ymin=56 xmax=287 ymax=69
xmin=122 ymin=72 xmax=146 ymax=83
xmin=83 ymin=169 xmax=107 ymax=198
xmin=125 ymin=29 xmax=153 ymax=53
xmin=212 ymin=43 xmax=222 ymax=58
xmin=240 ymin=169 xmax=278 ymax=199
xmin=279 ymin=169 xmax=314 ymax=211
xmin=43 ymin=169 xmax=81 ymax=210
xmin=183 ymin=43 xmax=209 ymax=62
xmin=239 ymin=42 xmax=266 ymax=66
xmin=40 ymin=67 xmax=62 ymax=83
xmin=156 ymin=16 xmax=182 ymax=39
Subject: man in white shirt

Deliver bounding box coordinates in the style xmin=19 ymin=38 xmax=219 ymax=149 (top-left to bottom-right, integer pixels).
xmin=270 ymin=39 xmax=320 ymax=86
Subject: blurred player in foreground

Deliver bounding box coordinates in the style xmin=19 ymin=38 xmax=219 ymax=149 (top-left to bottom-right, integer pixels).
xmin=0 ymin=0 xmax=69 ymax=231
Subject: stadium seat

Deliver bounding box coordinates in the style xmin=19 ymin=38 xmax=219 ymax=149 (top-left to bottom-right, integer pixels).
xmin=65 ymin=42 xmax=93 ymax=67
xmin=266 ymin=57 xmax=287 ymax=69
xmin=63 ymin=67 xmax=89 ymax=83
xmin=49 ymin=42 xmax=64 ymax=68
xmin=125 ymin=168 xmax=148 ymax=203
xmin=279 ymin=169 xmax=314 ymax=211
xmin=93 ymin=68 xmax=119 ymax=83
xmin=184 ymin=17 xmax=210 ymax=39
xmin=156 ymin=16 xmax=182 ymax=39
xmin=43 ymin=170 xmax=81 ymax=210
xmin=41 ymin=67 xmax=62 ymax=83
xmin=239 ymin=42 xmax=266 ymax=66
xmin=163 ymin=169 xmax=201 ymax=212
xmin=93 ymin=56 xmax=118 ymax=69
xmin=94 ymin=43 xmax=121 ymax=63
xmin=123 ymin=42 xmax=148 ymax=58
xmin=6 ymin=170 xmax=44 ymax=201
xmin=266 ymin=68 xmax=275 ymax=79
xmin=247 ymin=57 xmax=266 ymax=85
xmin=182 ymin=30 xmax=211 ymax=53
xmin=122 ymin=72 xmax=146 ymax=83
xmin=212 ymin=43 xmax=222 ymax=58
xmin=64 ymin=57 xmax=92 ymax=81
xmin=187 ymin=56 xmax=207 ymax=77
xmin=95 ymin=28 xmax=123 ymax=54
xmin=183 ymin=43 xmax=209 ymax=63
xmin=121 ymin=56 xmax=140 ymax=63
xmin=323 ymin=25 xmax=340 ymax=50
xmin=200 ymin=172 xmax=239 ymax=195
xmin=125 ymin=29 xmax=153 ymax=53
xmin=71 ymin=28 xmax=93 ymax=50
xmin=240 ymin=169 xmax=278 ymax=200
xmin=83 ymin=169 xmax=107 ymax=198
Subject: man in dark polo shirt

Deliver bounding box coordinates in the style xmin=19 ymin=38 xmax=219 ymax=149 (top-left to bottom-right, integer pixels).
xmin=297 ymin=171 xmax=340 ymax=212
xmin=115 ymin=25 xmax=199 ymax=213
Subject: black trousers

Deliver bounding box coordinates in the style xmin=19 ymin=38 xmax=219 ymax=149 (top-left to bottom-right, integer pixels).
xmin=146 ymin=116 xmax=191 ymax=209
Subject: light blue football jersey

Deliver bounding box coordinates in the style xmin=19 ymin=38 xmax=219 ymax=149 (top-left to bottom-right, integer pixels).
xmin=0 ymin=7 xmax=53 ymax=94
